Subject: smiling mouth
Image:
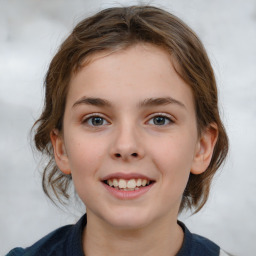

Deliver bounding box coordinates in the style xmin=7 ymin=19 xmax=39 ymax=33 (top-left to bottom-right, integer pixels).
xmin=103 ymin=178 xmax=155 ymax=191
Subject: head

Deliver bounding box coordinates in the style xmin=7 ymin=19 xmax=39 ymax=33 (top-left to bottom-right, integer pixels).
xmin=33 ymin=5 xmax=228 ymax=214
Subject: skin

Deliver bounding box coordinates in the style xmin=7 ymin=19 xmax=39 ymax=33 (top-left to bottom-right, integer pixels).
xmin=51 ymin=44 xmax=218 ymax=256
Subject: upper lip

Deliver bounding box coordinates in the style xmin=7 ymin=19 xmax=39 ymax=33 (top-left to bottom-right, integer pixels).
xmin=101 ymin=172 xmax=155 ymax=181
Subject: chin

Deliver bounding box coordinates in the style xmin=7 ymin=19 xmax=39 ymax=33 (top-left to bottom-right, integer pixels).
xmin=103 ymin=208 xmax=154 ymax=230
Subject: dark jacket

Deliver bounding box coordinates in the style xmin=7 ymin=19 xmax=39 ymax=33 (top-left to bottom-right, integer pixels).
xmin=7 ymin=214 xmax=227 ymax=256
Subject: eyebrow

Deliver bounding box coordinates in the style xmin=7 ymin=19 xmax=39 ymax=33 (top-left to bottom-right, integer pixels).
xmin=72 ymin=97 xmax=112 ymax=108
xmin=72 ymin=96 xmax=186 ymax=109
xmin=138 ymin=97 xmax=186 ymax=109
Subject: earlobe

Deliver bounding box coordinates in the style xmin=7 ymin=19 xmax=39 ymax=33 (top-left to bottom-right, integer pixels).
xmin=191 ymin=123 xmax=218 ymax=175
xmin=50 ymin=129 xmax=71 ymax=175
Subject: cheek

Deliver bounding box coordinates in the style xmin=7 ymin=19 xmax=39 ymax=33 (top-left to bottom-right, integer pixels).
xmin=65 ymin=135 xmax=107 ymax=176
xmin=146 ymin=134 xmax=196 ymax=211
xmin=149 ymin=132 xmax=196 ymax=181
xmin=65 ymin=136 xmax=107 ymax=202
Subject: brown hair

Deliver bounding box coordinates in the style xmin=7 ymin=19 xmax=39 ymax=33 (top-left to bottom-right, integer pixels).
xmin=33 ymin=5 xmax=228 ymax=213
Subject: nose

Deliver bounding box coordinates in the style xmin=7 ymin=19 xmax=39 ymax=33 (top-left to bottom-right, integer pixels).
xmin=110 ymin=124 xmax=145 ymax=161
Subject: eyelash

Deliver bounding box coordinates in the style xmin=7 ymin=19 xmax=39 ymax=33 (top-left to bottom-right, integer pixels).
xmin=81 ymin=113 xmax=174 ymax=127
xmin=82 ymin=113 xmax=110 ymax=127
xmin=147 ymin=113 xmax=174 ymax=126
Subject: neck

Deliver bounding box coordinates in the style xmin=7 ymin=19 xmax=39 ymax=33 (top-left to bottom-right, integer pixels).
xmin=83 ymin=212 xmax=184 ymax=256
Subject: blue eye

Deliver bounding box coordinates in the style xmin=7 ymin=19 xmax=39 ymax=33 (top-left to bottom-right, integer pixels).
xmin=148 ymin=116 xmax=172 ymax=126
xmin=84 ymin=116 xmax=108 ymax=126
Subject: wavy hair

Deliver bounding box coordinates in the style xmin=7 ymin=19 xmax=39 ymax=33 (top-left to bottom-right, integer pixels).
xmin=33 ymin=5 xmax=228 ymax=213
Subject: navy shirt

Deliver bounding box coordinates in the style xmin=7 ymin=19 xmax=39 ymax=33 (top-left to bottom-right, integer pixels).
xmin=6 ymin=214 xmax=221 ymax=256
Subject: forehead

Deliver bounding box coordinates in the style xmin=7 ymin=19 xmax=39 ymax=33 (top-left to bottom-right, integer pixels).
xmin=67 ymin=44 xmax=194 ymax=111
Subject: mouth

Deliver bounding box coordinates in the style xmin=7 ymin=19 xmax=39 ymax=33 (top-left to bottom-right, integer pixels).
xmin=103 ymin=178 xmax=155 ymax=191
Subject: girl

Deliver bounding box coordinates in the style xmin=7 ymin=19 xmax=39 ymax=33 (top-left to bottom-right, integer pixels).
xmin=7 ymin=5 xmax=230 ymax=256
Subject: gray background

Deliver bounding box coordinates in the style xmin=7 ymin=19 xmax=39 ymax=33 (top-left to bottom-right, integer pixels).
xmin=1 ymin=0 xmax=256 ymax=255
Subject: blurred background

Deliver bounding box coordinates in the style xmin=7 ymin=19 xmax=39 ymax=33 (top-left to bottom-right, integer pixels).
xmin=0 ymin=0 xmax=256 ymax=255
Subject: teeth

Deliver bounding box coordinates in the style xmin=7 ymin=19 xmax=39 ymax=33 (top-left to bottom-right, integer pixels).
xmin=119 ymin=179 xmax=126 ymax=189
xmin=141 ymin=179 xmax=147 ymax=186
xmin=106 ymin=178 xmax=151 ymax=190
xmin=136 ymin=179 xmax=142 ymax=186
xmin=127 ymin=179 xmax=136 ymax=189
xmin=113 ymin=179 xmax=118 ymax=187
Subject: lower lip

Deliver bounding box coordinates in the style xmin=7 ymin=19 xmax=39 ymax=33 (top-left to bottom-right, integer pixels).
xmin=102 ymin=182 xmax=154 ymax=200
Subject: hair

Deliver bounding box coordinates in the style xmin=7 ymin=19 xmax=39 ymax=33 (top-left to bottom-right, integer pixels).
xmin=33 ymin=5 xmax=228 ymax=213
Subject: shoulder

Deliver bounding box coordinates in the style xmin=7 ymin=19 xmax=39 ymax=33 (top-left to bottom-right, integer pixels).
xmin=6 ymin=225 xmax=72 ymax=256
xmin=191 ymin=234 xmax=232 ymax=256
xmin=177 ymin=221 xmax=221 ymax=256
xmin=6 ymin=214 xmax=87 ymax=256
xmin=219 ymin=249 xmax=233 ymax=256
xmin=6 ymin=248 xmax=24 ymax=256
xmin=191 ymin=233 xmax=220 ymax=254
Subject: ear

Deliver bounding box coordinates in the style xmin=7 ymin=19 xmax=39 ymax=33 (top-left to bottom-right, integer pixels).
xmin=50 ymin=129 xmax=71 ymax=175
xmin=191 ymin=123 xmax=218 ymax=175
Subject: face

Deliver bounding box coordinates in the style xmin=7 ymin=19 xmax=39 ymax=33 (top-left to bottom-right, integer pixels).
xmin=51 ymin=44 xmax=216 ymax=230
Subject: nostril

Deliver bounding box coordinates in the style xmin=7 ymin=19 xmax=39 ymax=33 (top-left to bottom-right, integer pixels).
xmin=114 ymin=152 xmax=138 ymax=158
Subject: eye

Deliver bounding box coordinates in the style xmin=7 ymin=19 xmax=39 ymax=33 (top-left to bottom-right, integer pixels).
xmin=148 ymin=115 xmax=173 ymax=126
xmin=83 ymin=115 xmax=109 ymax=126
